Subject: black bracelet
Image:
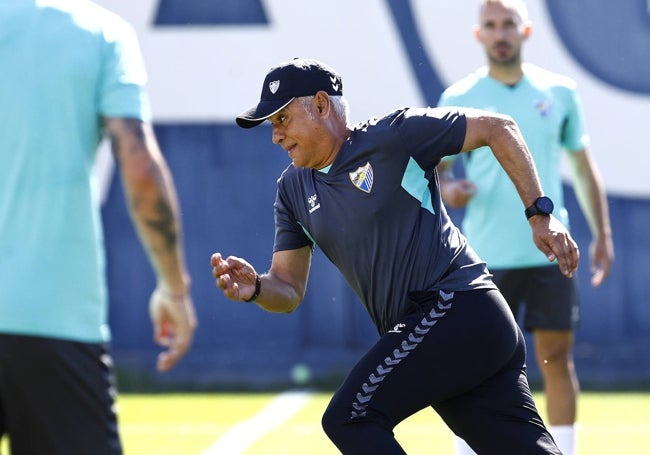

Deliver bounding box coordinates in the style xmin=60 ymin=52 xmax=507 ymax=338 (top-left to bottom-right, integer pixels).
xmin=244 ymin=274 xmax=261 ymax=302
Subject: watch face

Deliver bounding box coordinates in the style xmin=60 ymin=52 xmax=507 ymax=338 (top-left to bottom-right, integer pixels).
xmin=537 ymin=196 xmax=554 ymax=214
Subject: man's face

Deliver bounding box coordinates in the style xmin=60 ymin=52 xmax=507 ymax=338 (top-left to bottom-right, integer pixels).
xmin=268 ymin=97 xmax=327 ymax=169
xmin=475 ymin=2 xmax=529 ymax=66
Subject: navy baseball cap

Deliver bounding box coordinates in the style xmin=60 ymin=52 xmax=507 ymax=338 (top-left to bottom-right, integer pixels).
xmin=236 ymin=58 xmax=343 ymax=128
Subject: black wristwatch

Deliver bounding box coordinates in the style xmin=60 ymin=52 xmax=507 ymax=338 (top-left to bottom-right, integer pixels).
xmin=525 ymin=196 xmax=554 ymax=219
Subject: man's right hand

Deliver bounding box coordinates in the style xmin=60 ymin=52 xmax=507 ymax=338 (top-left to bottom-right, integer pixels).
xmin=211 ymin=253 xmax=259 ymax=302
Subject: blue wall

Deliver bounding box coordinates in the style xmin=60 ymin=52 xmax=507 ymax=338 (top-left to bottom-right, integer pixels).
xmin=103 ymin=123 xmax=650 ymax=390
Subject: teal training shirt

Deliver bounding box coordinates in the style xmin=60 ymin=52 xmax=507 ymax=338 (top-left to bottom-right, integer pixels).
xmin=0 ymin=0 xmax=151 ymax=342
xmin=438 ymin=64 xmax=589 ymax=269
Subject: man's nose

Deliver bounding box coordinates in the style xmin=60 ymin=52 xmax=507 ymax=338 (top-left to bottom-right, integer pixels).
xmin=495 ymin=25 xmax=509 ymax=39
xmin=272 ymin=126 xmax=284 ymax=145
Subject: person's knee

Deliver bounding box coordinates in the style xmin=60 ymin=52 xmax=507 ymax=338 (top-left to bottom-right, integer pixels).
xmin=321 ymin=407 xmax=334 ymax=437
xmin=538 ymin=342 xmax=570 ymax=360
xmin=535 ymin=332 xmax=572 ymax=364
xmin=321 ymin=401 xmax=347 ymax=442
xmin=322 ymin=402 xmax=388 ymax=443
xmin=536 ymin=345 xmax=575 ymax=382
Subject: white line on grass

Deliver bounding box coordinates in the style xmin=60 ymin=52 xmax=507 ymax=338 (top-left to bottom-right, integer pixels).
xmin=200 ymin=389 xmax=313 ymax=455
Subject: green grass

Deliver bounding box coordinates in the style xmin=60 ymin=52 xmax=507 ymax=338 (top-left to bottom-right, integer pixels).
xmin=2 ymin=391 xmax=649 ymax=454
xmin=116 ymin=391 xmax=650 ymax=454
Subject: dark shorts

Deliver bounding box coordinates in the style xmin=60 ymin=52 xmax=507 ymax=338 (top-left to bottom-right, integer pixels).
xmin=491 ymin=265 xmax=579 ymax=331
xmin=321 ymin=289 xmax=559 ymax=455
xmin=0 ymin=334 xmax=122 ymax=455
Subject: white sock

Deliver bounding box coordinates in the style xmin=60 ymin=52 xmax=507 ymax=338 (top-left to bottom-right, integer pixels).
xmin=549 ymin=425 xmax=576 ymax=455
xmin=453 ymin=435 xmax=477 ymax=455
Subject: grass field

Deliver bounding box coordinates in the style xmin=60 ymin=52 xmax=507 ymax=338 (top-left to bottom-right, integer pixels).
xmin=110 ymin=390 xmax=650 ymax=454
xmin=1 ymin=390 xmax=647 ymax=453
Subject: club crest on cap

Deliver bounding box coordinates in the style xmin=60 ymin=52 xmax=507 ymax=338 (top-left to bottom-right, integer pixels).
xmin=269 ymin=80 xmax=280 ymax=94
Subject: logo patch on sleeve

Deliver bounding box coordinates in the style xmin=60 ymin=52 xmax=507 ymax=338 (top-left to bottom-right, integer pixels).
xmin=349 ymin=162 xmax=374 ymax=193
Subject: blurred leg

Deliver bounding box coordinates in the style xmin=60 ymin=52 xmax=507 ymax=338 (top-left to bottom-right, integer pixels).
xmin=535 ymin=329 xmax=578 ymax=454
xmin=534 ymin=329 xmax=578 ymax=424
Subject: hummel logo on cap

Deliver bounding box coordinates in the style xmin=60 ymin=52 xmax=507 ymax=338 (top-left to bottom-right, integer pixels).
xmin=236 ymin=58 xmax=344 ymax=128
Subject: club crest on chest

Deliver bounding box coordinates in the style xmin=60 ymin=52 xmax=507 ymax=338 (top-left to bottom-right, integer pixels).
xmin=349 ymin=162 xmax=374 ymax=193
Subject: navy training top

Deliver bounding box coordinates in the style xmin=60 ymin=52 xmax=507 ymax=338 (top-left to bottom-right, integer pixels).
xmin=273 ymin=107 xmax=496 ymax=335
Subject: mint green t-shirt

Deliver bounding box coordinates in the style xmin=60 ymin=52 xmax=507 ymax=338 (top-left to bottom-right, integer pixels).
xmin=438 ymin=64 xmax=589 ymax=269
xmin=0 ymin=0 xmax=151 ymax=342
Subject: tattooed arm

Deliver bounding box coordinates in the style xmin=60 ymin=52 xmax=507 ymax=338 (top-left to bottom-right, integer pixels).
xmin=104 ymin=117 xmax=196 ymax=372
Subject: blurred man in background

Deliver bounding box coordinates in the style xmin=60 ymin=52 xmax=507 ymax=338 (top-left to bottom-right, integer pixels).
xmin=437 ymin=1 xmax=614 ymax=454
xmin=0 ymin=1 xmax=196 ymax=453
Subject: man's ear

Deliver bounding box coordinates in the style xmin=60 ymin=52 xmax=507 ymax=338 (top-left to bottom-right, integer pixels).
xmin=472 ymin=24 xmax=481 ymax=42
xmin=314 ymin=91 xmax=330 ymax=116
xmin=523 ymin=21 xmax=533 ymax=39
